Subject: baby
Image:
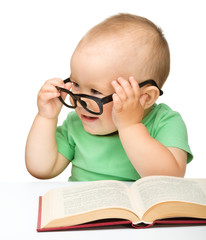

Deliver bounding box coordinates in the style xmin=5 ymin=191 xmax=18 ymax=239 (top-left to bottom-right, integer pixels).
xmin=25 ymin=13 xmax=192 ymax=181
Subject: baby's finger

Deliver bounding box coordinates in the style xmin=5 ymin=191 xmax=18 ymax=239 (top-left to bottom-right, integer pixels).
xmin=41 ymin=83 xmax=60 ymax=94
xmin=59 ymin=82 xmax=73 ymax=100
xmin=64 ymin=81 xmax=73 ymax=90
xmin=112 ymin=93 xmax=123 ymax=112
xmin=112 ymin=80 xmax=127 ymax=101
xmin=38 ymin=91 xmax=60 ymax=103
xmin=44 ymin=78 xmax=65 ymax=88
xmin=128 ymin=76 xmax=141 ymax=97
xmin=116 ymin=77 xmax=134 ymax=98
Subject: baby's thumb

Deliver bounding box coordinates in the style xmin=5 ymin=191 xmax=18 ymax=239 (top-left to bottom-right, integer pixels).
xmin=61 ymin=82 xmax=72 ymax=101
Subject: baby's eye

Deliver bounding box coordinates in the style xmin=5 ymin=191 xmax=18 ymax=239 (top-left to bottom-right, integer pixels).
xmin=91 ymin=89 xmax=102 ymax=95
xmin=71 ymin=82 xmax=80 ymax=89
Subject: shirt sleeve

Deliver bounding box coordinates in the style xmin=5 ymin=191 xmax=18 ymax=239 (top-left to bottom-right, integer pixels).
xmin=154 ymin=111 xmax=193 ymax=163
xmin=56 ymin=114 xmax=75 ymax=161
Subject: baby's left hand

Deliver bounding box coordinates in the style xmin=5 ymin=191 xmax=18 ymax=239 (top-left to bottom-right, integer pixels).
xmin=111 ymin=76 xmax=148 ymax=130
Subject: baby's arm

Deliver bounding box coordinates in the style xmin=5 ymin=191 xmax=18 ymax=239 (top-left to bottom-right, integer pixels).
xmin=112 ymin=77 xmax=187 ymax=178
xmin=25 ymin=78 xmax=71 ymax=179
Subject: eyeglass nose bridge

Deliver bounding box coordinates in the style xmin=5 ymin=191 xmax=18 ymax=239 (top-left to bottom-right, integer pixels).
xmin=74 ymin=95 xmax=103 ymax=115
xmin=78 ymin=99 xmax=87 ymax=109
xmin=68 ymin=91 xmax=80 ymax=108
xmin=77 ymin=96 xmax=102 ymax=115
xmin=74 ymin=96 xmax=87 ymax=109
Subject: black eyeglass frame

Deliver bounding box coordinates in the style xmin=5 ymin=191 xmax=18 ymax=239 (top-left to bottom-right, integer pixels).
xmin=57 ymin=77 xmax=163 ymax=115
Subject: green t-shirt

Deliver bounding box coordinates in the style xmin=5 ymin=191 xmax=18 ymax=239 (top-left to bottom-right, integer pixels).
xmin=56 ymin=103 xmax=193 ymax=181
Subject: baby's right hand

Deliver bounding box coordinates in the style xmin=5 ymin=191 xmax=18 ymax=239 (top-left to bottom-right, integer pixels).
xmin=37 ymin=78 xmax=71 ymax=119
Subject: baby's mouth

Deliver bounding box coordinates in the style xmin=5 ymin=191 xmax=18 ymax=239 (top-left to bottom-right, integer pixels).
xmin=81 ymin=114 xmax=99 ymax=122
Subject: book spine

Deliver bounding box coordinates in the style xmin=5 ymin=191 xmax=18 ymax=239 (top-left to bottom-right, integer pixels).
xmin=131 ymin=219 xmax=206 ymax=229
xmin=37 ymin=196 xmax=42 ymax=231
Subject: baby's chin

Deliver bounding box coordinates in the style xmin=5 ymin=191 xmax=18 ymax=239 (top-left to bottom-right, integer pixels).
xmin=82 ymin=125 xmax=118 ymax=136
xmin=75 ymin=110 xmax=117 ymax=136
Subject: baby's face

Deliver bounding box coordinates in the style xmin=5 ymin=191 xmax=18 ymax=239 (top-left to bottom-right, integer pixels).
xmin=70 ymin=38 xmax=140 ymax=135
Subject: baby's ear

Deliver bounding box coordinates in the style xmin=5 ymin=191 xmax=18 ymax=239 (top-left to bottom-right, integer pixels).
xmin=141 ymin=86 xmax=160 ymax=109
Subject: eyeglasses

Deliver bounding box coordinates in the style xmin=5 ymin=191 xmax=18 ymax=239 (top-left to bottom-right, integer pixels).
xmin=57 ymin=77 xmax=163 ymax=115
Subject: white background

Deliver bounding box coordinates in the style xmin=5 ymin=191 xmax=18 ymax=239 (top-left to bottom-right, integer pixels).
xmin=0 ymin=0 xmax=205 ymax=182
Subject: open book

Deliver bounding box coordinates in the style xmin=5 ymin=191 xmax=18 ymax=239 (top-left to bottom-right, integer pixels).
xmin=37 ymin=176 xmax=206 ymax=231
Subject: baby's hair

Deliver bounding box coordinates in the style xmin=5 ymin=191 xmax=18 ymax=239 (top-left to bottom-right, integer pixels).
xmin=79 ymin=13 xmax=170 ymax=87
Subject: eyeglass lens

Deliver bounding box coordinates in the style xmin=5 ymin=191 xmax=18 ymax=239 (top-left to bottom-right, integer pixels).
xmin=64 ymin=94 xmax=101 ymax=114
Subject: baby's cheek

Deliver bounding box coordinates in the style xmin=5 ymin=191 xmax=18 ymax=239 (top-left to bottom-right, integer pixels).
xmin=102 ymin=103 xmax=117 ymax=129
xmin=103 ymin=103 xmax=113 ymax=119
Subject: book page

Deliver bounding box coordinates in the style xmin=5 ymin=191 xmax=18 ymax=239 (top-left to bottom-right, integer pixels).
xmin=130 ymin=176 xmax=206 ymax=219
xmin=42 ymin=180 xmax=137 ymax=226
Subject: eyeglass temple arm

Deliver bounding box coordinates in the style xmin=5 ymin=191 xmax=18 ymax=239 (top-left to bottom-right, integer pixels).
xmin=63 ymin=77 xmax=71 ymax=84
xmin=139 ymin=80 xmax=163 ymax=96
xmin=56 ymin=78 xmax=71 ymax=92
xmin=63 ymin=78 xmax=163 ymax=96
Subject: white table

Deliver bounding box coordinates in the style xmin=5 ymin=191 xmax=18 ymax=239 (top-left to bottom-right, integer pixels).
xmin=0 ymin=182 xmax=206 ymax=240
